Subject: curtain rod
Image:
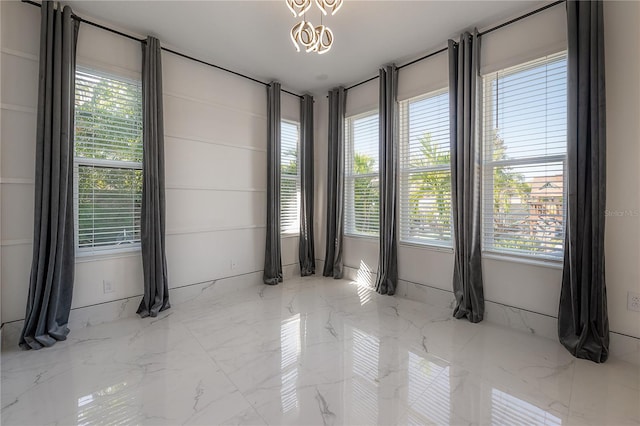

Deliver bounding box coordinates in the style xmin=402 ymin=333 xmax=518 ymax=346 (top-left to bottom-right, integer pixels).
xmin=343 ymin=45 xmax=448 ymax=92
xmin=21 ymin=0 xmax=304 ymax=99
xmin=479 ymin=0 xmax=565 ymax=37
xmin=342 ymin=0 xmax=566 ymax=93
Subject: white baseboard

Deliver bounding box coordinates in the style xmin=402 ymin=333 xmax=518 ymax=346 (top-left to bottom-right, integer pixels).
xmin=5 ymin=259 xmax=636 ymax=366
xmin=334 ymin=260 xmax=639 ymax=366
xmin=0 ymin=270 xmax=266 ymax=343
xmin=1 ymin=262 xmax=309 ymax=338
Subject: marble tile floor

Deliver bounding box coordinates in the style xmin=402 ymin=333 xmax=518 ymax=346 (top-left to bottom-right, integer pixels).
xmin=1 ymin=276 xmax=639 ymax=426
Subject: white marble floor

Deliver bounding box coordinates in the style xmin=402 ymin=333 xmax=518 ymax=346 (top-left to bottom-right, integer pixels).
xmin=1 ymin=276 xmax=639 ymax=426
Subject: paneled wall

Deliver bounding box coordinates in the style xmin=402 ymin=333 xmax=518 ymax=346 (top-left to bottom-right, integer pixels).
xmin=1 ymin=0 xmax=43 ymax=324
xmin=0 ymin=0 xmax=300 ymax=324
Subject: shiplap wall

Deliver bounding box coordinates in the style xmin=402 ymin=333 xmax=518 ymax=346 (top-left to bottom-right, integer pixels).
xmin=0 ymin=0 xmax=300 ymax=323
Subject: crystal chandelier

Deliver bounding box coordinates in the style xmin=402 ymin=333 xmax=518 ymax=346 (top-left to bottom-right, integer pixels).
xmin=287 ymin=0 xmax=342 ymax=54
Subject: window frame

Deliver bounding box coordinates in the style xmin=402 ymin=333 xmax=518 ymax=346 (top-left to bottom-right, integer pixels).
xmin=398 ymin=88 xmax=453 ymax=249
xmin=480 ymin=52 xmax=568 ymax=262
xmin=344 ymin=109 xmax=380 ymax=239
xmin=73 ymin=66 xmax=143 ymax=257
xmin=280 ymin=118 xmax=301 ymax=236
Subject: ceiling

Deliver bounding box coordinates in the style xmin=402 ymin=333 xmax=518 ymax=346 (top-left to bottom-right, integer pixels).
xmin=68 ymin=1 xmax=544 ymax=95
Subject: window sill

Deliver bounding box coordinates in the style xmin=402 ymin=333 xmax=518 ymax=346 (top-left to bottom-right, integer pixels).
xmin=399 ymin=241 xmax=454 ymax=253
xmin=344 ymin=233 xmax=379 ymax=242
xmin=482 ymin=251 xmax=563 ymax=270
xmin=76 ymin=245 xmax=141 ymax=263
xmin=281 ymin=233 xmax=300 ymax=239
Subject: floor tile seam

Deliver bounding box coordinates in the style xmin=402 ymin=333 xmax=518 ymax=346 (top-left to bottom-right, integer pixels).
xmin=442 ymin=329 xmax=578 ymax=381
xmin=178 ymin=314 xmax=270 ymax=426
xmin=440 ymin=344 xmax=578 ymax=420
xmin=453 ymin=320 xmax=583 ymax=370
xmin=391 ymin=366 xmax=451 ymax=425
xmin=446 ymin=321 xmax=491 ymax=366
xmin=563 ymin=359 xmax=580 ymax=418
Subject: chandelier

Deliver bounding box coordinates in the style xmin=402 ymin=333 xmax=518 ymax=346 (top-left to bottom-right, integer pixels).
xmin=287 ymin=0 xmax=343 ymax=54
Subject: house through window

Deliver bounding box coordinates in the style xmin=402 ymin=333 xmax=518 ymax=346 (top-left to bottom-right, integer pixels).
xmin=481 ymin=52 xmax=568 ymax=259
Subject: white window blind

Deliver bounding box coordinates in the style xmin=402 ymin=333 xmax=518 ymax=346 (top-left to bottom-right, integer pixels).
xmin=482 ymin=52 xmax=567 ymax=259
xmin=345 ymin=111 xmax=379 ymax=236
xmin=281 ymin=120 xmax=300 ymax=234
xmin=74 ymin=68 xmax=143 ymax=253
xmin=399 ymin=89 xmax=452 ymax=247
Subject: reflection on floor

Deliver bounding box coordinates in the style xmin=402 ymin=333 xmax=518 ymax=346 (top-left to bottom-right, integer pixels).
xmin=1 ymin=276 xmax=639 ymax=425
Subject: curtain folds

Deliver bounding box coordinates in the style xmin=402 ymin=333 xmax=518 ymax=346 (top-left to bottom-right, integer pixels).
xmin=138 ymin=36 xmax=170 ymax=318
xmin=299 ymin=94 xmax=316 ymax=276
xmin=322 ymin=87 xmax=346 ymax=279
xmin=20 ymin=1 xmax=79 ymax=350
xmin=375 ymin=65 xmax=399 ymax=295
xmin=264 ymin=82 xmax=283 ymax=285
xmin=558 ymin=0 xmax=609 ymax=363
xmin=448 ymin=32 xmax=485 ymax=323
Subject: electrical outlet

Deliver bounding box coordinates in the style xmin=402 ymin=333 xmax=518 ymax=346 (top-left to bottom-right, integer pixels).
xmin=103 ymin=280 xmax=115 ymax=294
xmin=628 ymin=292 xmax=640 ymax=312
xmin=230 ymin=259 xmax=238 ymax=270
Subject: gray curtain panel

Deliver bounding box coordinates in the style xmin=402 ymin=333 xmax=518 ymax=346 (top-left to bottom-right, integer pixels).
xmin=138 ymin=36 xmax=170 ymax=318
xmin=323 ymin=87 xmax=346 ymax=279
xmin=19 ymin=2 xmax=79 ymax=350
xmin=558 ymin=0 xmax=609 ymax=363
xmin=264 ymin=82 xmax=283 ymax=285
xmin=299 ymin=94 xmax=316 ymax=276
xmin=448 ymin=32 xmax=484 ymax=323
xmin=375 ymin=65 xmax=399 ymax=296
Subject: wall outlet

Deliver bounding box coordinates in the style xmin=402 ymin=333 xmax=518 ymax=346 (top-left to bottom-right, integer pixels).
xmin=230 ymin=259 xmax=238 ymax=270
xmin=103 ymin=280 xmax=115 ymax=294
xmin=628 ymin=292 xmax=640 ymax=312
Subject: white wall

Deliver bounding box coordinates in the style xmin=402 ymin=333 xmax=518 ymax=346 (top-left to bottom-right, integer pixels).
xmin=603 ymin=0 xmax=640 ymax=340
xmin=1 ymin=0 xmax=41 ymax=324
xmin=314 ymin=95 xmax=328 ymax=266
xmin=0 ymin=0 xmax=300 ymax=324
xmin=314 ymin=1 xmax=640 ymax=339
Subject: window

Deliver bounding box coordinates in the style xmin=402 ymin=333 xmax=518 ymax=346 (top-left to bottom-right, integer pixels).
xmin=74 ymin=68 xmax=143 ymax=254
xmin=281 ymin=120 xmax=300 ymax=234
xmin=399 ymin=89 xmax=451 ymax=247
xmin=482 ymin=52 xmax=567 ymax=259
xmin=345 ymin=111 xmax=379 ymax=236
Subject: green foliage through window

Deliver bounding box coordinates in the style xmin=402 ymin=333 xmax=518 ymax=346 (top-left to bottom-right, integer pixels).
xmin=482 ymin=53 xmax=567 ymax=259
xmin=74 ymin=68 xmax=143 ymax=251
xmin=346 ymin=112 xmax=379 ymax=236
xmin=400 ymin=90 xmax=452 ymax=246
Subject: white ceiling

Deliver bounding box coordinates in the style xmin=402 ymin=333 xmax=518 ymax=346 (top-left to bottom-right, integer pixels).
xmin=68 ymin=1 xmax=544 ymax=95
